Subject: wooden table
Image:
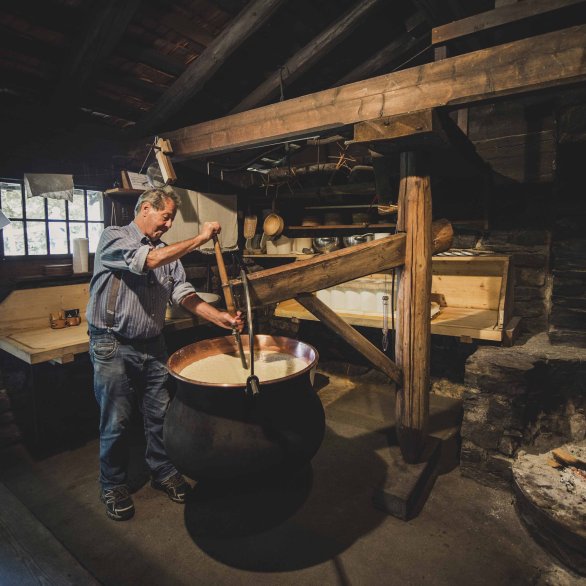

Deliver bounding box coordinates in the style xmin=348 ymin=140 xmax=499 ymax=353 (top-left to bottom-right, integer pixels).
xmin=0 ymin=316 xmax=205 ymax=366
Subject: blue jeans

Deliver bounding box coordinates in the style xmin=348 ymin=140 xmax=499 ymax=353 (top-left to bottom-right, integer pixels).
xmin=89 ymin=329 xmax=177 ymax=490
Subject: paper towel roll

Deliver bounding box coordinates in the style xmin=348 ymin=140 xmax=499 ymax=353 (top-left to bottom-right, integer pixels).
xmin=72 ymin=238 xmax=89 ymax=273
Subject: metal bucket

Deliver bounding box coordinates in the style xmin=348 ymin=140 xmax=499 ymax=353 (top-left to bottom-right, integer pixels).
xmin=164 ymin=334 xmax=324 ymax=480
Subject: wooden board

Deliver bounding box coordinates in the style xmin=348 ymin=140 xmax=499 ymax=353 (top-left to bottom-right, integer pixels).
xmin=432 ymin=0 xmax=586 ymax=45
xmin=275 ymin=300 xmax=503 ymax=342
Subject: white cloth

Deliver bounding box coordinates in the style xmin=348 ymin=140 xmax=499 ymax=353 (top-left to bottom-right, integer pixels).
xmin=24 ymin=173 xmax=74 ymax=201
xmin=162 ymin=189 xmax=238 ymax=252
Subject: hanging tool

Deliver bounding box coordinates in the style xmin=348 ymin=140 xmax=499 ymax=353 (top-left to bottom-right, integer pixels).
xmin=213 ymin=234 xmax=247 ymax=369
xmin=382 ymin=294 xmax=389 ymax=353
xmin=240 ymin=268 xmax=260 ymax=397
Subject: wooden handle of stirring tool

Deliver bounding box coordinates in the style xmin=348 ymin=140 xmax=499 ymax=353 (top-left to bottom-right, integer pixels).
xmin=213 ymin=234 xmax=236 ymax=314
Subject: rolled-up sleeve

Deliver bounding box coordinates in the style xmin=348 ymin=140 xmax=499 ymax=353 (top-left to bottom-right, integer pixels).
xmin=99 ymin=227 xmax=150 ymax=275
xmin=169 ymin=260 xmax=196 ymax=306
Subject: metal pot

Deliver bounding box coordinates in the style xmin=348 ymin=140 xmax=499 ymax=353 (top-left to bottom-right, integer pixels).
xmin=312 ymin=236 xmax=341 ymax=253
xmin=342 ymin=233 xmax=374 ymax=247
xmin=164 ymin=334 xmax=324 ymax=480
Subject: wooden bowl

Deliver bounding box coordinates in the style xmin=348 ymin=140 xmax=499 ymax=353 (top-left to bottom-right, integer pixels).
xmin=263 ymin=213 xmax=284 ymax=238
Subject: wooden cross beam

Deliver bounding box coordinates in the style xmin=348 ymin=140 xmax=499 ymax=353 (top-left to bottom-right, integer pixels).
xmin=229 ymin=220 xmax=452 ymax=387
xmin=160 ymin=25 xmax=586 ymax=159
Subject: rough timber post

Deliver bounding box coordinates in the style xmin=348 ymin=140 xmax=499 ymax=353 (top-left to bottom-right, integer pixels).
xmin=395 ymin=151 xmax=432 ymax=463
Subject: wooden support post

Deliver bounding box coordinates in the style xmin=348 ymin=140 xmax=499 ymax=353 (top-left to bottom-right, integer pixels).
xmin=395 ymin=151 xmax=432 ymax=463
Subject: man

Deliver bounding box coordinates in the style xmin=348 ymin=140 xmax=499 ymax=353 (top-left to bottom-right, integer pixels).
xmin=87 ymin=187 xmax=243 ymax=521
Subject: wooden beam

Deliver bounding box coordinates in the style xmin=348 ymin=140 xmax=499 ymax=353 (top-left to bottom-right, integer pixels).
xmin=161 ymin=25 xmax=586 ymax=159
xmin=432 ymin=0 xmax=586 ymax=45
xmin=353 ymin=109 xmax=448 ymax=147
xmin=230 ymin=0 xmax=385 ymax=114
xmin=296 ymin=292 xmax=402 ymax=385
xmin=119 ymin=43 xmax=186 ymax=77
xmin=395 ymin=151 xmax=432 ymax=464
xmin=52 ymin=0 xmax=141 ymax=105
xmin=135 ymin=0 xmax=286 ymax=134
xmin=335 ymin=31 xmax=427 ymax=87
xmin=231 ymin=219 xmax=452 ymax=308
xmin=234 ymin=233 xmax=406 ymax=309
xmin=353 ymin=109 xmax=491 ymax=177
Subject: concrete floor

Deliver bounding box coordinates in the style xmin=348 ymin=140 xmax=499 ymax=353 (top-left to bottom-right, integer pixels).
xmin=1 ymin=372 xmax=584 ymax=586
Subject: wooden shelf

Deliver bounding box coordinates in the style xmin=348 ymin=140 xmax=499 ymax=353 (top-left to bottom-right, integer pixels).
xmin=104 ymin=188 xmax=144 ymax=197
xmin=275 ymin=299 xmax=504 ymax=342
xmin=287 ymin=224 xmax=395 ymax=231
xmin=243 ymin=253 xmax=316 ymax=259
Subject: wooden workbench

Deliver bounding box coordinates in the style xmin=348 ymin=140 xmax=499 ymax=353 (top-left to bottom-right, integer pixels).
xmin=0 ymin=283 xmax=208 ymax=365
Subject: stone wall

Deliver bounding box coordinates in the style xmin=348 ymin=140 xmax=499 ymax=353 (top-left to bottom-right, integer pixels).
xmin=461 ymin=333 xmax=586 ymax=488
xmin=549 ymin=143 xmax=586 ymax=347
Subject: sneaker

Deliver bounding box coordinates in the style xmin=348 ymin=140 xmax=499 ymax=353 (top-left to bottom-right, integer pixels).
xmin=100 ymin=486 xmax=135 ymax=521
xmin=151 ymin=472 xmax=190 ymax=504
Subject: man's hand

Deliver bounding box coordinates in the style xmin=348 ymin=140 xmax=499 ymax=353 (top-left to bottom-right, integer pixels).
xmin=199 ymin=221 xmax=221 ymax=244
xmin=217 ymin=310 xmax=245 ymax=332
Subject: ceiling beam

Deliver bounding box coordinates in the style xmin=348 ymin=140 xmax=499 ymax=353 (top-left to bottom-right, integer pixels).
xmin=52 ymin=0 xmax=141 ymax=106
xmin=334 ymin=13 xmax=427 ymax=86
xmin=230 ymin=0 xmax=386 ymax=114
xmin=134 ymin=0 xmax=286 ymax=135
xmin=432 ymin=0 xmax=586 ymax=45
xmin=160 ymin=24 xmax=586 ymax=160
xmin=118 ymin=43 xmax=186 ymax=77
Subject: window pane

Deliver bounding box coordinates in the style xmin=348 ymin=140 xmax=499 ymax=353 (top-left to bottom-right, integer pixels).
xmin=49 ymin=222 xmax=68 ymax=254
xmin=88 ymin=223 xmax=103 ymax=253
xmin=3 ymin=221 xmax=25 ymax=255
xmin=26 ymin=195 xmax=46 ymax=219
xmin=69 ymin=222 xmax=86 ymax=250
xmin=70 ymin=189 xmax=86 ymax=220
xmin=47 ymin=197 xmax=66 ymax=220
xmin=1 ymin=182 xmax=23 ymax=217
xmin=87 ymin=191 xmax=103 ymax=221
xmin=27 ymin=221 xmax=48 ymax=255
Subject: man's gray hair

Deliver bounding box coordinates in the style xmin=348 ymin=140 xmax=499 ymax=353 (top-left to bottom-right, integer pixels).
xmin=134 ymin=188 xmax=181 ymax=216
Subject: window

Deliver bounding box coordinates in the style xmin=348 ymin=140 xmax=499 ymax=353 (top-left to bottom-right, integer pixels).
xmin=0 ymin=181 xmax=104 ymax=256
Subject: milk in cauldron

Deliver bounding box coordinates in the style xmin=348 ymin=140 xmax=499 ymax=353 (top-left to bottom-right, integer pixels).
xmin=179 ymin=350 xmax=307 ymax=385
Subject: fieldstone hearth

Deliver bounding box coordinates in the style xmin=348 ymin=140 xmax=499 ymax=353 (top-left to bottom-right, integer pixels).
xmin=461 ymin=333 xmax=586 ymax=489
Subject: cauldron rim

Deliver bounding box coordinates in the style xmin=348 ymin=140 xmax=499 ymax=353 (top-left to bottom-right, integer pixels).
xmin=167 ymin=334 xmax=319 ymax=389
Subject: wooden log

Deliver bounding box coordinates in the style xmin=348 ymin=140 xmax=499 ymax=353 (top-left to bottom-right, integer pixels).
xmin=231 ymin=0 xmax=385 ymax=113
xmin=231 ymin=219 xmax=451 ymax=308
xmin=135 ymin=0 xmax=286 ymax=133
xmin=335 ymin=13 xmax=426 ymax=86
xmin=235 ymin=233 xmax=405 ymax=308
xmin=395 ymin=151 xmax=432 ymax=464
xmin=161 ymin=25 xmax=586 ymax=159
xmin=296 ymin=292 xmax=402 ymax=385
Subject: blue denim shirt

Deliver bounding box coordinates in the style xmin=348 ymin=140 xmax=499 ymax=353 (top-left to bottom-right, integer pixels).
xmin=87 ymin=221 xmax=195 ymax=339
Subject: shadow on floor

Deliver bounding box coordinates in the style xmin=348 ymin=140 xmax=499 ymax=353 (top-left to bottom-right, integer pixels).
xmin=183 ymin=423 xmax=390 ymax=572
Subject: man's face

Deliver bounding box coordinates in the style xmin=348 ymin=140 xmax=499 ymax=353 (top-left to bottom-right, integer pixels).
xmin=141 ymin=198 xmax=176 ymax=241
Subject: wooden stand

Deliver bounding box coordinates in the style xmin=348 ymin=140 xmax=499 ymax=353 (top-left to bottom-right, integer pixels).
xmin=395 ymin=151 xmax=432 ymax=464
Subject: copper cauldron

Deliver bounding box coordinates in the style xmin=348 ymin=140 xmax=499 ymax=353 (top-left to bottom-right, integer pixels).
xmin=164 ymin=335 xmax=324 ymax=480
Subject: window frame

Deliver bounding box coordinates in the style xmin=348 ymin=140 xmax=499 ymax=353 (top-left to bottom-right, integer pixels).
xmin=0 ymin=179 xmax=105 ymax=258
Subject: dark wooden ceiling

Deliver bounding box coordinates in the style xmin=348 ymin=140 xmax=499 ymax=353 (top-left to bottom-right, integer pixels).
xmin=0 ymin=0 xmax=493 ymax=138
xmin=3 ymin=0 xmax=586 ymax=185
